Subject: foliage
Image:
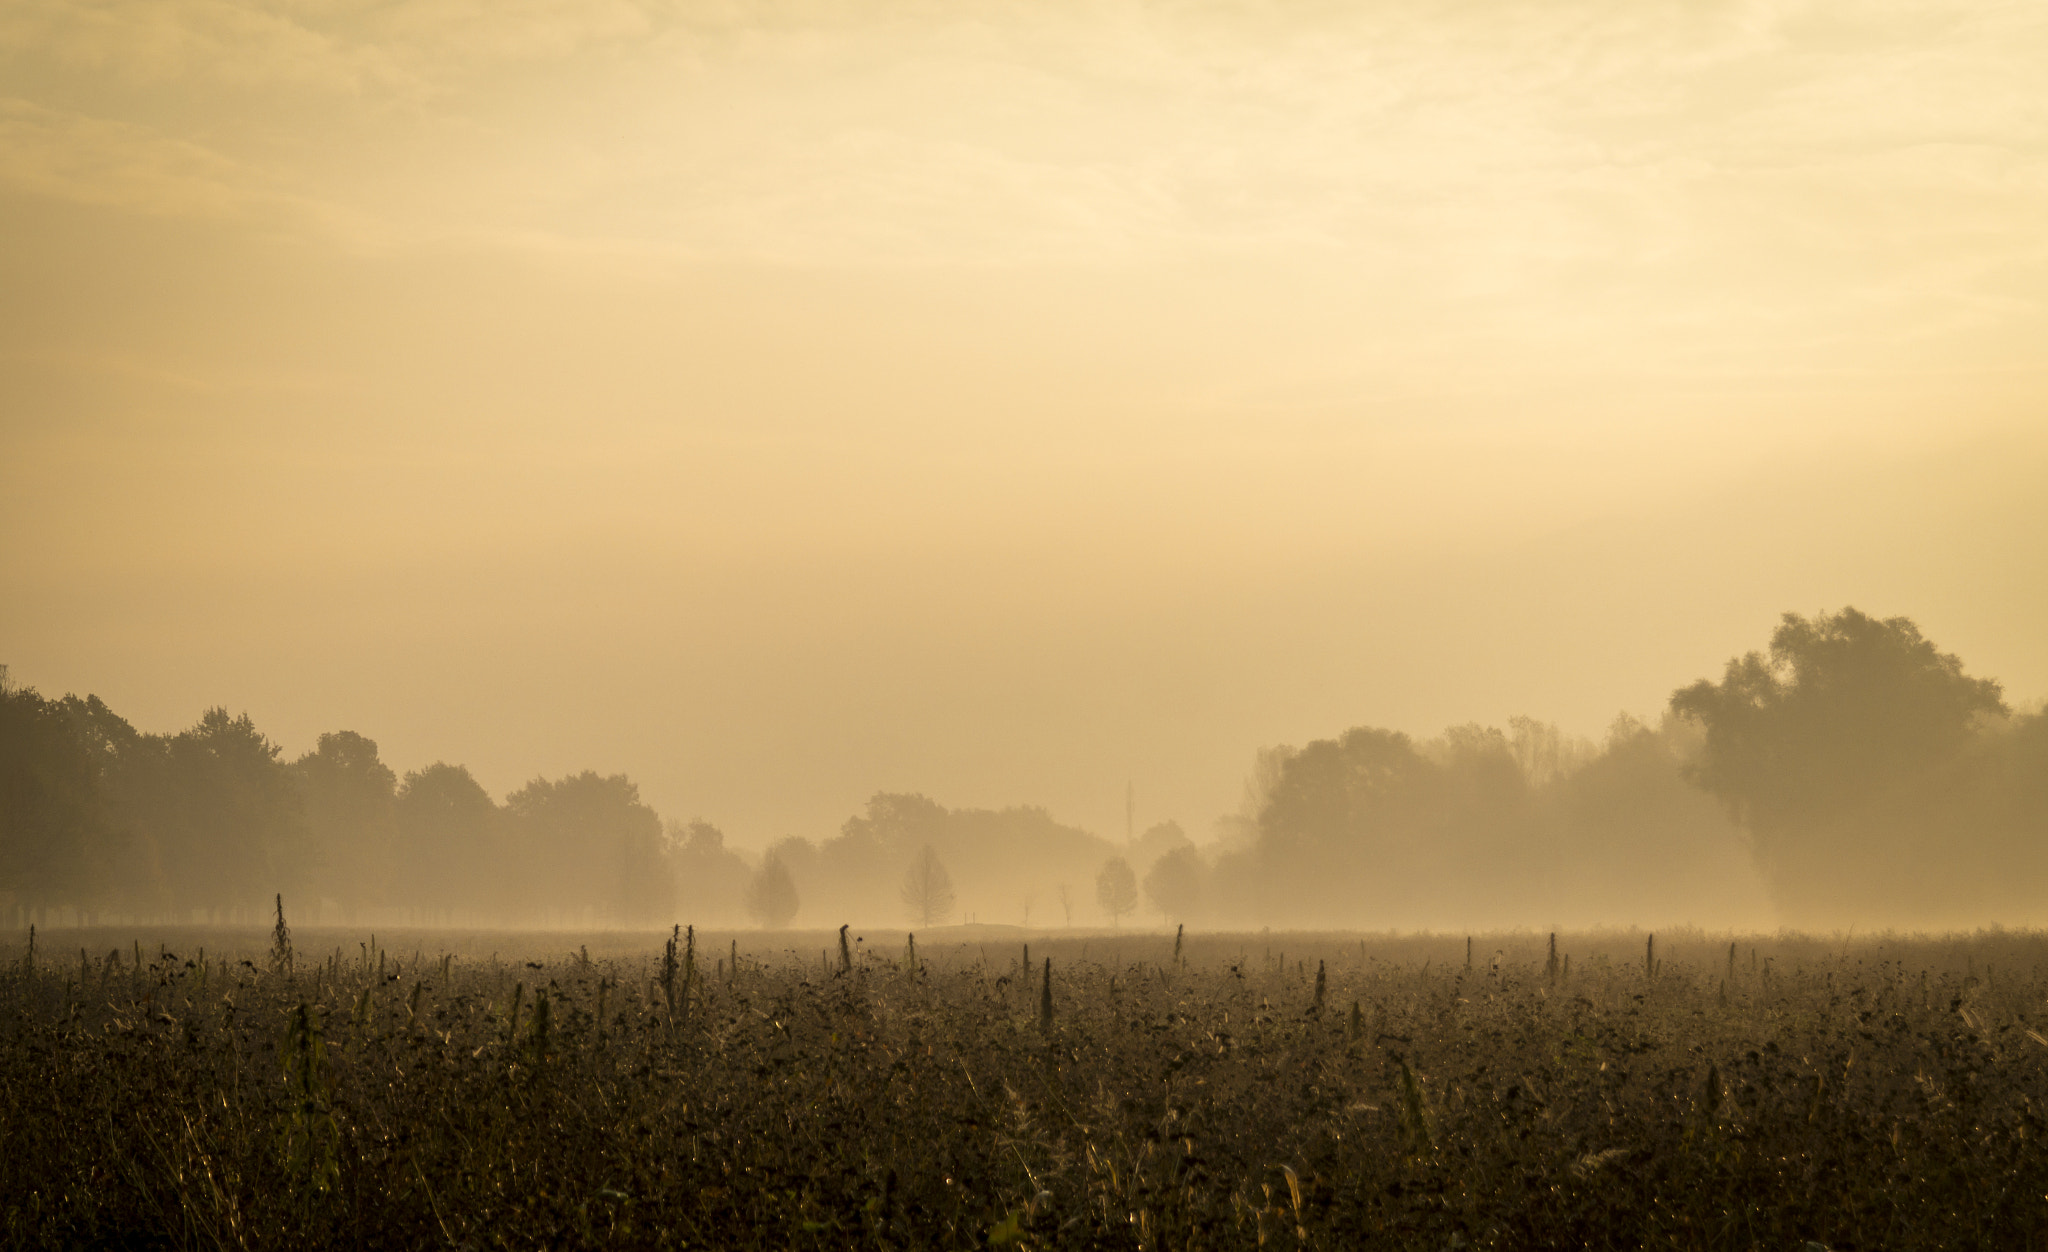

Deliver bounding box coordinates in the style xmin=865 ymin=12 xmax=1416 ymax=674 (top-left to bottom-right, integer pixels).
xmin=1671 ymin=607 xmax=2037 ymax=924
xmin=0 ymin=677 xmax=119 ymax=912
xmin=1095 ymin=857 xmax=1138 ymax=926
xmin=804 ymin=793 xmax=1117 ymax=928
xmin=505 ymin=772 xmax=671 ymax=927
xmin=394 ymin=762 xmax=503 ymax=924
xmin=1232 ymin=715 xmax=1763 ymax=930
xmin=1142 ymin=845 xmax=1204 ymax=922
xmin=292 ymin=731 xmax=398 ymax=916
xmin=670 ymin=819 xmax=754 ymax=927
xmin=1672 ymin=607 xmax=2005 ymax=830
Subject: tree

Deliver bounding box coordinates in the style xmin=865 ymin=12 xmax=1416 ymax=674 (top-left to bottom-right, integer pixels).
xmin=0 ymin=676 xmax=118 ymax=920
xmin=394 ymin=763 xmax=501 ymax=923
xmin=840 ymin=793 xmax=949 ymax=853
xmin=899 ymin=844 xmax=957 ymax=927
xmin=670 ymin=819 xmax=753 ymax=927
xmin=1670 ymin=607 xmax=2007 ymax=919
xmin=505 ymin=771 xmax=669 ymax=926
xmin=744 ymin=853 xmax=799 ymax=928
xmin=1131 ymin=819 xmax=1192 ymax=868
xmin=1672 ymin=608 xmax=2003 ymax=827
xmin=1096 ymin=856 xmax=1138 ymax=927
xmin=1142 ymin=845 xmax=1204 ymax=923
xmin=155 ymin=708 xmax=310 ymax=917
xmin=1258 ymin=727 xmax=1437 ymax=861
xmin=292 ymin=731 xmax=397 ymax=919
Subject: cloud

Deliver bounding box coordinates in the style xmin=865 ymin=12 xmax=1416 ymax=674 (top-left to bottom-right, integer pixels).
xmin=0 ymin=0 xmax=413 ymax=94
xmin=0 ymin=98 xmax=268 ymax=218
xmin=0 ymin=0 xmax=2044 ymax=377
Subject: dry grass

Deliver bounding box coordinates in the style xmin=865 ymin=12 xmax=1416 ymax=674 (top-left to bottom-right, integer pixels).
xmin=4 ymin=924 xmax=2047 ymax=1249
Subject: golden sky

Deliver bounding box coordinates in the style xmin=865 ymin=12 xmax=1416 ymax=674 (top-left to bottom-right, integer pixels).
xmin=3 ymin=0 xmax=2045 ymax=847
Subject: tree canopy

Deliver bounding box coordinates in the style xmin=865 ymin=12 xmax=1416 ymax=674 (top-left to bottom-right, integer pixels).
xmin=1670 ymin=607 xmax=2025 ymax=922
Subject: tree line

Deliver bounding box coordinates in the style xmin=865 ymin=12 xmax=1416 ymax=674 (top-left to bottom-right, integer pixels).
xmin=0 ymin=688 xmax=674 ymax=927
xmin=4 ymin=608 xmax=2043 ymax=930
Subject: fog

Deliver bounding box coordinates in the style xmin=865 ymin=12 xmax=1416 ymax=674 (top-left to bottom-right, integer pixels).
xmin=4 ymin=609 xmax=2042 ymax=932
xmin=3 ymin=3 xmax=2046 ymax=934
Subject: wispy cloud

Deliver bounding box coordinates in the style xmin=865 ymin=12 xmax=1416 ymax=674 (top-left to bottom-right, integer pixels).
xmin=1 ymin=0 xmax=2044 ymax=393
xmin=0 ymin=98 xmax=267 ymax=217
xmin=5 ymin=1 xmax=2045 ymax=265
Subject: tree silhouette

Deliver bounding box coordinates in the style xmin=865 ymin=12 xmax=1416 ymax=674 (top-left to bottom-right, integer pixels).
xmin=292 ymin=731 xmax=396 ymax=920
xmin=670 ymin=819 xmax=753 ymax=927
xmin=744 ymin=853 xmax=799 ymax=928
xmin=158 ymin=708 xmax=309 ymax=916
xmin=1096 ymin=856 xmax=1138 ymax=927
xmin=1672 ymin=608 xmax=2003 ymax=828
xmin=1142 ymin=845 xmax=1204 ymax=923
xmin=0 ymin=675 xmax=117 ymax=918
xmin=898 ymin=844 xmax=956 ymax=928
xmin=395 ymin=763 xmax=501 ymax=924
xmin=1670 ymin=607 xmax=2008 ymax=919
xmin=506 ymin=771 xmax=668 ymax=927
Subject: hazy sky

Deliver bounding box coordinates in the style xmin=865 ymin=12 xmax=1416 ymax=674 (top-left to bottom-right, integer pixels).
xmin=4 ymin=0 xmax=2045 ymax=849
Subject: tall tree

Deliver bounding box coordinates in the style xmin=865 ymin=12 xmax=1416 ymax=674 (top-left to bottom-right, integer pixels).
xmin=0 ymin=675 xmax=117 ymax=919
xmin=1142 ymin=845 xmax=1204 ymax=923
xmin=1672 ymin=609 xmax=2003 ymax=829
xmin=156 ymin=708 xmax=309 ymax=918
xmin=394 ymin=763 xmax=501 ymax=923
xmin=505 ymin=771 xmax=669 ymax=926
xmin=293 ymin=731 xmax=397 ymax=919
xmin=1096 ymin=856 xmax=1138 ymax=927
xmin=1258 ymin=727 xmax=1438 ymax=861
xmin=1670 ymin=608 xmax=2007 ymax=918
xmin=670 ymin=819 xmax=753 ymax=927
xmin=899 ymin=845 xmax=957 ymax=927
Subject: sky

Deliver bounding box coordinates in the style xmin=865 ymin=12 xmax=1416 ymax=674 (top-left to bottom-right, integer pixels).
xmin=3 ymin=0 xmax=2045 ymax=850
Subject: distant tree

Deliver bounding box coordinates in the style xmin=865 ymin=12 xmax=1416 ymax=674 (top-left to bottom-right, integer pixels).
xmin=1258 ymin=727 xmax=1436 ymax=861
xmin=292 ymin=731 xmax=397 ymax=919
xmin=53 ymin=694 xmax=158 ymax=914
xmin=670 ymin=819 xmax=753 ymax=927
xmin=1672 ymin=608 xmax=2004 ymax=832
xmin=764 ymin=836 xmax=818 ymax=890
xmin=1142 ymin=845 xmax=1204 ymax=923
xmin=1056 ymin=883 xmax=1073 ymax=927
xmin=1096 ymin=857 xmax=1138 ymax=927
xmin=156 ymin=708 xmax=310 ymax=917
xmin=899 ymin=844 xmax=957 ymax=928
xmin=0 ymin=676 xmax=118 ymax=919
xmin=394 ymin=763 xmax=501 ymax=923
xmin=840 ymin=793 xmax=949 ymax=853
xmin=1670 ymin=607 xmax=2008 ymax=918
xmin=817 ymin=792 xmax=1117 ymax=929
xmin=744 ymin=853 xmax=799 ymax=928
xmin=1506 ymin=715 xmax=1588 ymax=787
xmin=1131 ymin=819 xmax=1192 ymax=868
xmin=506 ymin=771 xmax=668 ymax=926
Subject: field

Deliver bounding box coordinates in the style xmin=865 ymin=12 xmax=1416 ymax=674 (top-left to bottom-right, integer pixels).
xmin=4 ymin=923 xmax=2047 ymax=1250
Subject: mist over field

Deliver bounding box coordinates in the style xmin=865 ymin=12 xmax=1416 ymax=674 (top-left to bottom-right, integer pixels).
xmin=5 ymin=608 xmax=2044 ymax=934
xmin=2 ymin=1 xmax=2045 ymax=937
xmin=10 ymin=8 xmax=2048 ymax=1244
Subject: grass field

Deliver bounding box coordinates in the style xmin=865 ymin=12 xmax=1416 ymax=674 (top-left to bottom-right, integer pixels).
xmin=5 ymin=923 xmax=2046 ymax=1249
